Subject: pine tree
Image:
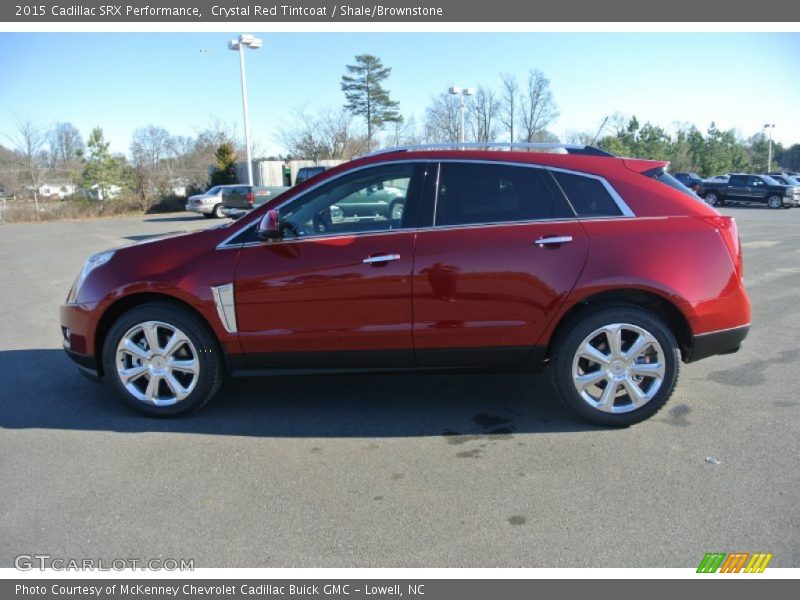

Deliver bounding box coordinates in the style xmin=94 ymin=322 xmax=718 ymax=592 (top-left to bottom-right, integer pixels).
xmin=341 ymin=54 xmax=402 ymax=149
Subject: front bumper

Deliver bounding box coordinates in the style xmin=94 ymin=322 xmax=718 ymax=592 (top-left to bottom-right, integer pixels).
xmin=186 ymin=201 xmax=214 ymax=214
xmin=686 ymin=324 xmax=750 ymax=363
xmin=60 ymin=302 xmax=102 ymax=380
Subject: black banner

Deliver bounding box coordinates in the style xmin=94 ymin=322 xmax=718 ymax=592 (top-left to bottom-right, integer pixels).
xmin=3 ymin=0 xmax=800 ymax=22
xmin=3 ymin=579 xmax=797 ymax=600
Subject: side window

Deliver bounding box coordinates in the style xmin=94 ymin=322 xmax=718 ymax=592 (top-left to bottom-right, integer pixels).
xmin=551 ymin=171 xmax=623 ymax=217
xmin=750 ymin=177 xmax=764 ymax=187
xmin=279 ymin=163 xmax=417 ymax=238
xmin=729 ymin=175 xmax=746 ymax=187
xmin=434 ymin=163 xmax=571 ymax=227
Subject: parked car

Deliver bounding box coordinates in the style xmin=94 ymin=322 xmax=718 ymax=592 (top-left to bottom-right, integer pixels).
xmin=767 ymin=173 xmax=800 ymax=186
xmin=295 ymin=166 xmax=328 ymax=185
xmin=221 ymin=184 xmax=289 ymax=210
xmin=672 ymin=172 xmax=705 ymax=192
xmin=698 ymin=173 xmax=800 ymax=208
xmin=707 ymin=174 xmax=730 ymax=183
xmin=60 ymin=144 xmax=751 ymax=426
xmin=185 ymin=185 xmax=235 ymax=218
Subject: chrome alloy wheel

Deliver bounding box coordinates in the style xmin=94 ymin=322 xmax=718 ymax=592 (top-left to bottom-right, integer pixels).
xmin=571 ymin=323 xmax=666 ymax=414
xmin=115 ymin=320 xmax=199 ymax=407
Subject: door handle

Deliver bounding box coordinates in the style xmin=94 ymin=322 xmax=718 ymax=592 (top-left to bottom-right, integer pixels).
xmin=535 ymin=235 xmax=573 ymax=247
xmin=362 ymin=254 xmax=401 ymax=264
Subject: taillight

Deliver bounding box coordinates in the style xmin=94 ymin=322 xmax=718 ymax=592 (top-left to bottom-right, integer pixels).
xmin=701 ymin=215 xmax=743 ymax=277
xmin=246 ymin=191 xmax=254 ymax=204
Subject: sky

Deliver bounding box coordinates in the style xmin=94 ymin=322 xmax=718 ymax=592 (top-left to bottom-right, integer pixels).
xmin=1 ymin=32 xmax=799 ymax=156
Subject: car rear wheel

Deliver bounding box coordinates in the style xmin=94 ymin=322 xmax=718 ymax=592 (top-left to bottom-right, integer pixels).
xmin=102 ymin=302 xmax=224 ymax=417
xmin=550 ymin=305 xmax=680 ymax=426
xmin=212 ymin=203 xmax=224 ymax=218
xmin=704 ymin=192 xmax=720 ymax=206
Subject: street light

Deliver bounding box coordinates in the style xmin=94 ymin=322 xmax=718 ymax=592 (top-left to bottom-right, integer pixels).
xmin=229 ymin=34 xmax=262 ymax=186
xmin=763 ymin=123 xmax=775 ymax=172
xmin=449 ymin=86 xmax=475 ymax=144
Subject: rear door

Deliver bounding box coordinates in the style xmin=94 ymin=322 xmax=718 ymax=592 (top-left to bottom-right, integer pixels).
xmin=412 ymin=161 xmax=589 ymax=366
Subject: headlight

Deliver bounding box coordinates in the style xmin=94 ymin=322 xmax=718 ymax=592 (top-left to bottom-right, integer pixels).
xmin=67 ymin=250 xmax=115 ymax=303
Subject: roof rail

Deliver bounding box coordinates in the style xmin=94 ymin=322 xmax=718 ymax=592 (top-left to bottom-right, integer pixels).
xmin=359 ymin=142 xmax=615 ymax=158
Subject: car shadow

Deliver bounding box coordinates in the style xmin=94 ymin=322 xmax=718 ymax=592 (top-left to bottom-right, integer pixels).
xmin=0 ymin=349 xmax=599 ymax=437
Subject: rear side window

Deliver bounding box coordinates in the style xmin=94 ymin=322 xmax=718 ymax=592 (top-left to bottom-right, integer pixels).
xmin=551 ymin=171 xmax=623 ymax=217
xmin=434 ymin=163 xmax=572 ymax=227
xmin=646 ymin=169 xmax=702 ymax=201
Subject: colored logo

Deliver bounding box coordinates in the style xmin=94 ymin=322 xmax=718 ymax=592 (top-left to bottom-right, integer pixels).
xmin=697 ymin=552 xmax=773 ymax=573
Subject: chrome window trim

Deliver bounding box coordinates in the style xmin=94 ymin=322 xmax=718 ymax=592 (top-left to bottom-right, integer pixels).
xmin=216 ymin=158 xmax=636 ymax=250
xmin=546 ymin=165 xmax=635 ymax=218
xmin=211 ymin=283 xmax=238 ymax=333
xmin=216 ymin=160 xmax=425 ymax=250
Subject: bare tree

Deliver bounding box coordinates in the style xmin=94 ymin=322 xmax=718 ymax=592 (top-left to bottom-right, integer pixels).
xmin=387 ymin=114 xmax=422 ymax=147
xmin=519 ymin=69 xmax=559 ymax=143
xmin=277 ymin=107 xmax=368 ymax=161
xmin=7 ymin=118 xmax=47 ymax=221
xmin=423 ymin=92 xmax=464 ymax=143
xmin=130 ymin=125 xmax=174 ymax=209
xmin=469 ymin=86 xmax=500 ymax=143
xmin=48 ymin=122 xmax=84 ymax=171
xmin=499 ymin=74 xmax=519 ymax=143
xmin=566 ymin=130 xmax=596 ymax=145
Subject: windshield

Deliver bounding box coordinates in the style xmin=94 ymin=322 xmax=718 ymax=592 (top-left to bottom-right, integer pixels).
xmin=761 ymin=176 xmax=781 ymax=186
xmin=205 ymin=186 xmax=221 ymax=195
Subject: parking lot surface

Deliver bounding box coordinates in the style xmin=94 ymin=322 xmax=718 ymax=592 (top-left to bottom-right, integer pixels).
xmin=1 ymin=207 xmax=798 ymax=567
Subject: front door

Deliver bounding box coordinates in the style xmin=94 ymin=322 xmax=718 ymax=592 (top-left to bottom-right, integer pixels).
xmin=234 ymin=162 xmax=426 ymax=369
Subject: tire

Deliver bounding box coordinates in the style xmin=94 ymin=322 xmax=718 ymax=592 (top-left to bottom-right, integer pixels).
xmin=102 ymin=302 xmax=224 ymax=417
xmin=549 ymin=304 xmax=680 ymax=427
xmin=212 ymin=203 xmax=224 ymax=218
xmin=704 ymin=192 xmax=720 ymax=207
xmin=766 ymin=195 xmax=784 ymax=209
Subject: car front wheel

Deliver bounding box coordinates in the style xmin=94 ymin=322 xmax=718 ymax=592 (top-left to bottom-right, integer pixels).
xmin=550 ymin=305 xmax=680 ymax=426
xmin=704 ymin=192 xmax=720 ymax=206
xmin=102 ymin=302 xmax=224 ymax=417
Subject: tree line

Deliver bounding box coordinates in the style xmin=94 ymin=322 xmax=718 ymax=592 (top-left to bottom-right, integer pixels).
xmin=2 ymin=53 xmax=798 ymax=219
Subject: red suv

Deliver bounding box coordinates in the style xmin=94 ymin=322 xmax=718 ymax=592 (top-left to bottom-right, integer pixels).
xmin=60 ymin=144 xmax=750 ymax=426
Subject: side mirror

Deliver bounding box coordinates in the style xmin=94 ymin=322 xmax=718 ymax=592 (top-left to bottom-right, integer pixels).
xmin=256 ymin=209 xmax=282 ymax=241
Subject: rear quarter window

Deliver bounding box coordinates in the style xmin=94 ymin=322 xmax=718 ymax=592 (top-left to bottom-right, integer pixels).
xmin=551 ymin=171 xmax=623 ymax=217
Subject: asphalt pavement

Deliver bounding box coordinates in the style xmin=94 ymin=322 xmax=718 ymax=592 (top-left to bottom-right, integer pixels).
xmin=0 ymin=207 xmax=797 ymax=567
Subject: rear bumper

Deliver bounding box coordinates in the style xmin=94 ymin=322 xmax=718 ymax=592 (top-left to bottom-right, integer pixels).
xmin=686 ymin=324 xmax=750 ymax=363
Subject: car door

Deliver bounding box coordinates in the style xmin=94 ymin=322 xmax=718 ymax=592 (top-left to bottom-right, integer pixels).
xmin=726 ymin=175 xmax=750 ymax=201
xmin=747 ymin=176 xmax=767 ymax=201
xmin=412 ymin=161 xmax=589 ymax=366
xmin=233 ymin=162 xmax=427 ymax=368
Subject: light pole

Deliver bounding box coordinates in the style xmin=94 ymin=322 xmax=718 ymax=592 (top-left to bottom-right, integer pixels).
xmin=449 ymin=86 xmax=475 ymax=144
xmin=229 ymin=34 xmax=262 ymax=186
xmin=763 ymin=123 xmax=775 ymax=172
